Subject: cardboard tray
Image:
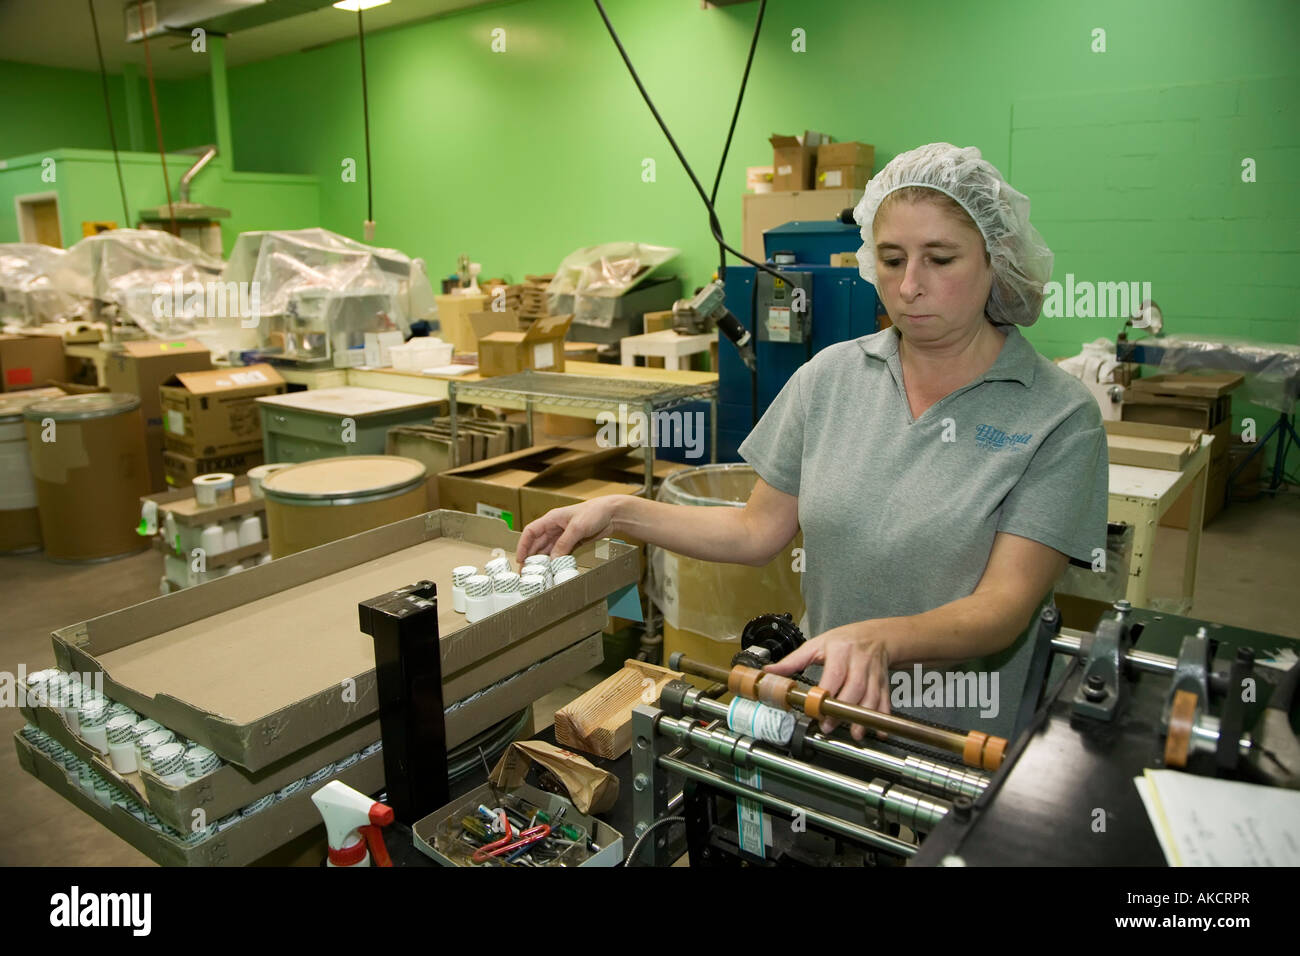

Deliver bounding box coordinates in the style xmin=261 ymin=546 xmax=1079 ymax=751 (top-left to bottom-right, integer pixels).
xmin=15 ymin=731 xmax=383 ymax=867
xmin=51 ymin=510 xmax=638 ymax=771
xmin=20 ymin=690 xmax=379 ymax=834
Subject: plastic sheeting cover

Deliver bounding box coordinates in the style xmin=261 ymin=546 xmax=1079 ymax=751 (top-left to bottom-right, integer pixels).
xmin=1149 ymin=334 xmax=1300 ymax=412
xmin=49 ymin=228 xmax=224 ymax=337
xmin=222 ymin=228 xmax=435 ymax=360
xmin=546 ymin=242 xmax=678 ymax=328
xmin=0 ymin=243 xmax=86 ymax=325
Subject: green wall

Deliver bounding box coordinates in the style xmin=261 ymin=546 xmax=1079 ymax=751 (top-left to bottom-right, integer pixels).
xmin=0 ymin=149 xmax=319 ymax=254
xmin=0 ymin=60 xmax=213 ymax=157
xmin=3 ymin=0 xmax=1297 ymax=432
xmin=222 ymin=0 xmax=1299 ymax=340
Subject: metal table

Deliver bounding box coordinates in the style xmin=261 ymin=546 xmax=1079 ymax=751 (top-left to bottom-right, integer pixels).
xmin=447 ymin=370 xmax=719 ymax=497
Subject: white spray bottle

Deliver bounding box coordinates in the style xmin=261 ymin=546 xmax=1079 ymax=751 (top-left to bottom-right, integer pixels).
xmin=311 ymin=779 xmax=394 ymax=867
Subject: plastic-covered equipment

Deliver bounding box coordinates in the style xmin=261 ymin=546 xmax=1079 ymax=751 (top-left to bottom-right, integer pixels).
xmin=1149 ymin=334 xmax=1300 ymax=413
xmin=647 ymin=463 xmax=805 ymax=646
xmin=852 ymin=142 xmax=1054 ymax=328
xmin=222 ymin=228 xmax=435 ymax=365
xmin=546 ymin=242 xmax=678 ymax=328
xmin=50 ymin=229 xmax=224 ymax=338
xmin=0 ymin=243 xmax=88 ymax=326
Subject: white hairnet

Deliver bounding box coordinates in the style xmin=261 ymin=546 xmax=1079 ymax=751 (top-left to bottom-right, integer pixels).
xmin=853 ymin=143 xmax=1053 ymax=327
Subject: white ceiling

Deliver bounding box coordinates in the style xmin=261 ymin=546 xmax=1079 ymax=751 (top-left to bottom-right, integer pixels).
xmin=0 ymin=0 xmax=501 ymax=79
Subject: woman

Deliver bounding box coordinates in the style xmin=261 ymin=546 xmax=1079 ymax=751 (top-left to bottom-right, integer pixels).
xmin=517 ymin=143 xmax=1108 ymax=743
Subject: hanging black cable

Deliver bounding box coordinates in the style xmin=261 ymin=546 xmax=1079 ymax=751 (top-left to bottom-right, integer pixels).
xmin=88 ymin=0 xmax=130 ymax=227
xmin=709 ymin=0 xmax=767 ymax=279
xmin=358 ymin=7 xmax=374 ymax=233
xmin=137 ymin=1 xmax=177 ymax=237
xmin=593 ymin=0 xmax=785 ymax=285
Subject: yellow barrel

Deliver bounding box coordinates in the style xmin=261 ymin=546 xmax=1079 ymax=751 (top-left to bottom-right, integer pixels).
xmin=22 ymin=393 xmax=151 ymax=562
xmin=650 ymin=464 xmax=806 ymax=686
xmin=263 ymin=455 xmax=429 ymax=558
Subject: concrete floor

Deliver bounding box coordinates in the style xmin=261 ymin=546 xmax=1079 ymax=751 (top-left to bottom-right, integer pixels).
xmin=2 ymin=492 xmax=1297 ymax=866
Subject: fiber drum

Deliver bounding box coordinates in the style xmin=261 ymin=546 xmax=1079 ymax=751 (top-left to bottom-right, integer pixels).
xmin=649 ymin=463 xmax=806 ymax=683
xmin=262 ymin=455 xmax=429 ymax=558
xmin=22 ymin=393 xmax=150 ymax=561
xmin=0 ymin=388 xmax=63 ymax=553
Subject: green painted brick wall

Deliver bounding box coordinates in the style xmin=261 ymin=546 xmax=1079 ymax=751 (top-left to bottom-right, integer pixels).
xmin=3 ymin=0 xmax=1297 ymax=447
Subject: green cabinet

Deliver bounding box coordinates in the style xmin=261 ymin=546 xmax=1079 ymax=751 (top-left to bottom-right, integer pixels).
xmin=257 ymin=387 xmax=442 ymax=463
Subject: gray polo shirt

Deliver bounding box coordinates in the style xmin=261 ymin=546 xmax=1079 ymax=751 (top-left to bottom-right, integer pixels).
xmin=739 ymin=324 xmax=1108 ymax=740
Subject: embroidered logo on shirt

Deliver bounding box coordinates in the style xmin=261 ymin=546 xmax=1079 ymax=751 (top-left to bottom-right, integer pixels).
xmin=975 ymin=424 xmax=1032 ymax=450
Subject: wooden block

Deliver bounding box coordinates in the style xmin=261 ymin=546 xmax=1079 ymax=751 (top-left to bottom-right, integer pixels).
xmin=1103 ymin=420 xmax=1201 ymax=470
xmin=553 ymin=659 xmax=684 ymax=759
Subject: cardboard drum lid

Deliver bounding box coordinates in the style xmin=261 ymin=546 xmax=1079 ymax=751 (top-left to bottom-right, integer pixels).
xmin=262 ymin=455 xmax=430 ymax=558
xmin=22 ymin=393 xmax=150 ymax=561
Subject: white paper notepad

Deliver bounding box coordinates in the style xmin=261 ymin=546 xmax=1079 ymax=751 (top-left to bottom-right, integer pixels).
xmin=1135 ymin=769 xmax=1300 ymax=866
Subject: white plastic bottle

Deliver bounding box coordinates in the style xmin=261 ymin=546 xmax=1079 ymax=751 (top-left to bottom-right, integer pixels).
xmin=464 ymin=575 xmax=494 ymax=623
xmin=451 ymin=565 xmax=477 ymax=613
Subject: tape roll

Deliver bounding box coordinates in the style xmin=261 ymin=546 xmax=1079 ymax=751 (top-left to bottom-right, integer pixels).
xmin=193 ymin=472 xmax=236 ymax=508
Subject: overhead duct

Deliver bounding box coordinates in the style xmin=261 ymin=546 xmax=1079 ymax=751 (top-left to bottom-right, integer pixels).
xmin=123 ymin=0 xmax=338 ymax=42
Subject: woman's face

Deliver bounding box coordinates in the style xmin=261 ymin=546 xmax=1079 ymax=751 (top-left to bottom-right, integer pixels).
xmin=868 ymin=199 xmax=993 ymax=347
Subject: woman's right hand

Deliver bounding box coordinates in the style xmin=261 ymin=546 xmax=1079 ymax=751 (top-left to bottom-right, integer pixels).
xmin=515 ymin=495 xmax=626 ymax=564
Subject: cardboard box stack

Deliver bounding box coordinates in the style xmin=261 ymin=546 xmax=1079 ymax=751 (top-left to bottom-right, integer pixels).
xmin=482 ymin=281 xmax=523 ymax=316
xmin=0 ymin=334 xmax=65 ymax=392
xmin=104 ymin=340 xmax=213 ymax=492
xmin=159 ymin=364 xmax=286 ymax=488
xmin=16 ymin=511 xmax=637 ymax=865
xmin=519 ymin=275 xmax=554 ymax=321
xmin=1122 ymin=372 xmax=1244 ymax=528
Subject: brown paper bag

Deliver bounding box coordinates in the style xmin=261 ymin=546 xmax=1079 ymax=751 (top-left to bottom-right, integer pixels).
xmin=489 ymin=740 xmax=619 ymax=814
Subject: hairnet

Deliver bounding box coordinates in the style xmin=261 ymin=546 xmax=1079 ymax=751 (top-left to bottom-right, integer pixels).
xmin=853 ymin=143 xmax=1053 ymax=327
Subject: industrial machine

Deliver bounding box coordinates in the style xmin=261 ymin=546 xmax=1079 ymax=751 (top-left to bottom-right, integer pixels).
xmin=714 ymin=218 xmax=881 ymax=461
xmin=629 ymin=605 xmax=1299 ymax=866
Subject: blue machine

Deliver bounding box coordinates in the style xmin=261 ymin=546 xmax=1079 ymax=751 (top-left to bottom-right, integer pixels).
xmin=716 ymin=219 xmax=881 ymax=462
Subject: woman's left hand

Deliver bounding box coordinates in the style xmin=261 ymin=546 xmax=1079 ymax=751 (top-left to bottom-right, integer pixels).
xmin=764 ymin=621 xmax=897 ymax=741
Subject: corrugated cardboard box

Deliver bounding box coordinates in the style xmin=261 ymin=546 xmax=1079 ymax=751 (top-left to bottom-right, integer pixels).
xmin=160 ymin=363 xmax=286 ymax=457
xmin=470 ymin=311 xmax=572 ymax=378
xmin=817 ymin=141 xmax=874 ymax=168
xmin=0 ymin=334 xmax=65 ymax=391
xmin=817 ymin=164 xmax=871 ymax=190
xmin=50 ymin=510 xmax=637 ymax=771
xmin=104 ymin=340 xmax=212 ymax=490
xmin=770 ymin=131 xmax=826 ymax=191
xmin=438 ymin=445 xmax=589 ymax=530
xmin=519 ymin=446 xmax=646 ymax=527
xmin=164 ymin=448 xmax=264 ymax=488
